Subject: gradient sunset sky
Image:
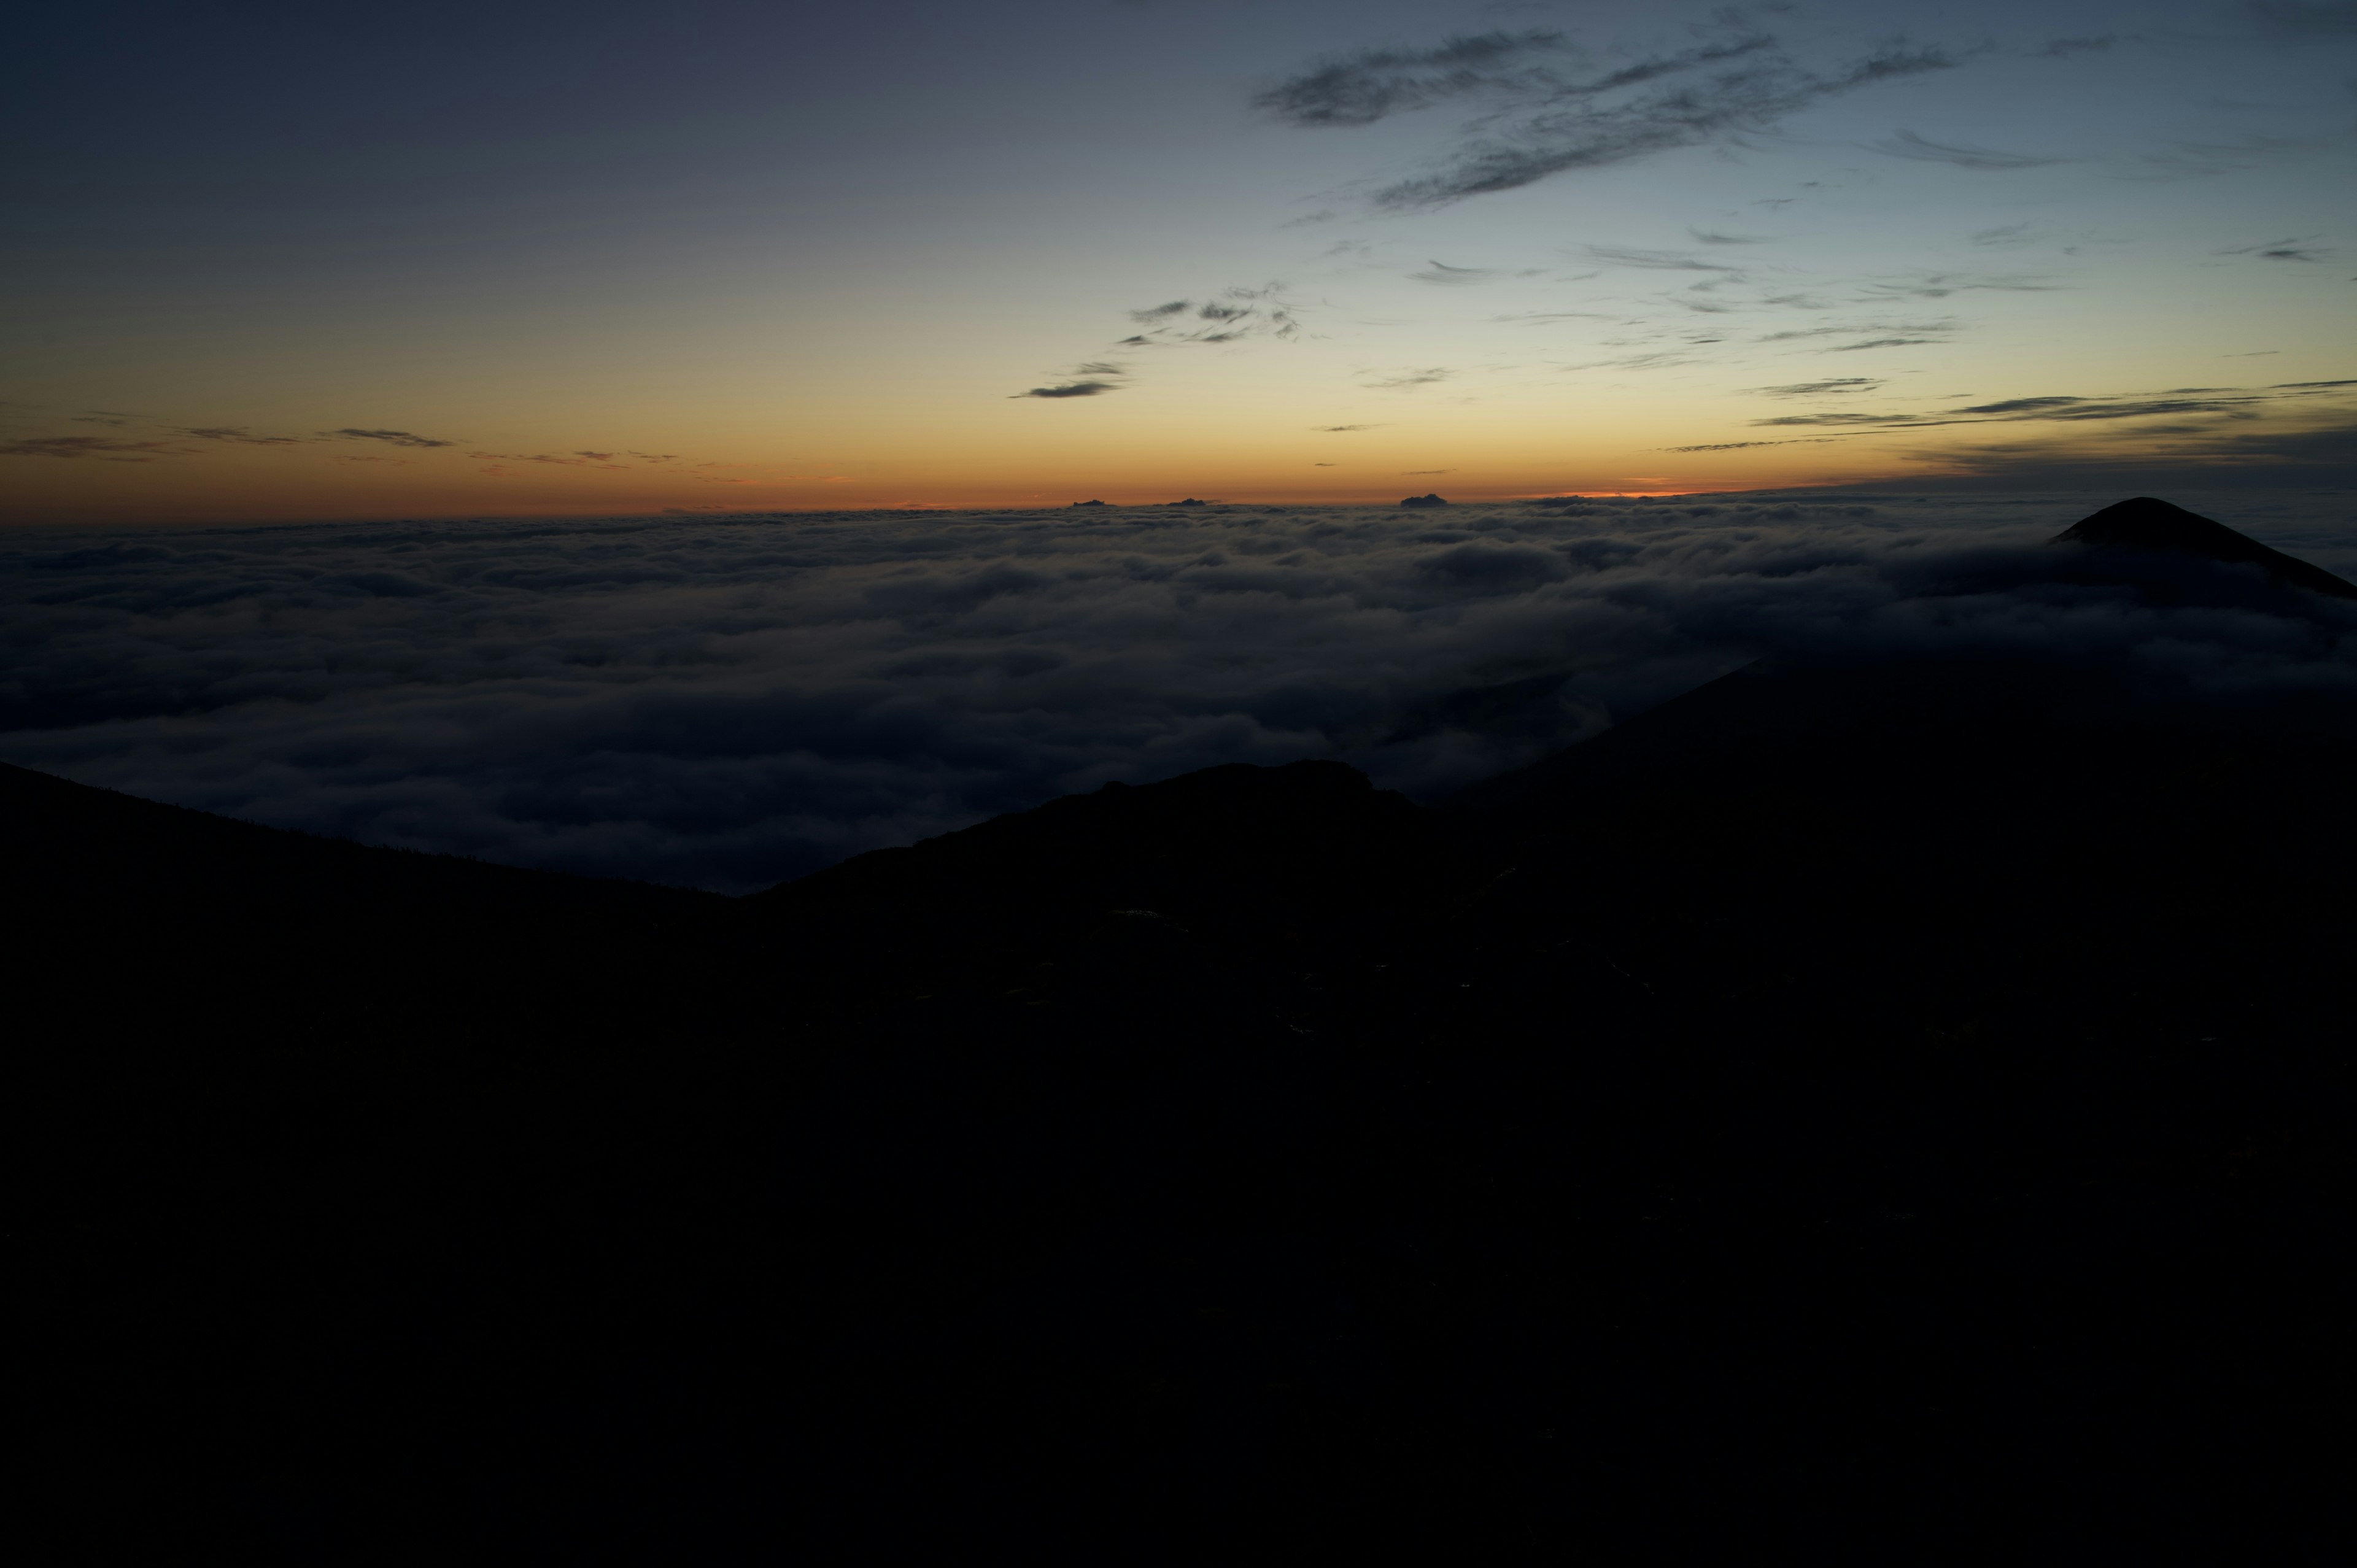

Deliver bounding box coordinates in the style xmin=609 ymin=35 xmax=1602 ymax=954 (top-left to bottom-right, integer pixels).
xmin=6 ymin=0 xmax=2353 ymax=523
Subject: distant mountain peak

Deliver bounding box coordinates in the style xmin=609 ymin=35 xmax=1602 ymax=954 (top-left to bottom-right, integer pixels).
xmin=2052 ymin=496 xmax=2357 ymax=600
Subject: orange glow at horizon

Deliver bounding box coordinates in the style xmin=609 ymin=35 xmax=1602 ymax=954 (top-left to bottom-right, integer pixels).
xmin=0 ymin=419 xmax=2011 ymax=527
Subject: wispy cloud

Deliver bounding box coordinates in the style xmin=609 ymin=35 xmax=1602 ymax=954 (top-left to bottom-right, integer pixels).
xmin=1892 ymin=412 xmax=2357 ymax=488
xmin=1755 ymin=320 xmax=1959 ymax=344
xmin=1114 ymin=285 xmax=1302 ymax=348
xmin=1012 ymin=382 xmax=1121 ymax=399
xmin=1662 ymin=437 xmax=1843 ymax=452
xmin=180 ymin=427 xmax=310 ymax=446
xmin=1862 ymin=129 xmax=2068 ymax=170
xmin=2216 ymin=237 xmax=2334 ymax=261
xmin=1747 ymin=378 xmax=1886 ymax=396
xmin=7 ymin=417 xmax=732 ymax=473
xmin=1558 ymin=352 xmax=1702 ymax=373
xmin=1824 ymin=338 xmax=1945 ymax=352
xmin=2247 ymin=2 xmax=2357 ymax=36
xmin=1856 ymin=272 xmax=2059 ymax=299
xmin=326 ymin=428 xmax=455 ymax=448
xmin=1582 ymin=245 xmax=1744 ymax=273
xmin=1314 ymin=424 xmax=1381 ymax=431
xmin=2036 ymin=35 xmax=2119 ymax=56
xmin=1748 ymin=386 xmax=2296 ymax=431
xmin=1970 ymin=222 xmax=2039 ymax=245
xmin=2115 ymin=133 xmax=2330 ymax=180
xmin=466 ymin=451 xmax=632 ymax=468
xmin=1258 ymin=21 xmax=1969 ymax=208
xmin=1664 ymin=380 xmax=2357 ymax=475
xmin=1360 ymin=368 xmax=1453 ymax=391
xmin=1408 ymin=261 xmax=1515 ymax=285
xmin=0 ymin=435 xmax=184 ymax=460
xmin=1251 ymin=29 xmax=1576 ymax=128
xmin=1751 ymin=412 xmax=1923 ymax=427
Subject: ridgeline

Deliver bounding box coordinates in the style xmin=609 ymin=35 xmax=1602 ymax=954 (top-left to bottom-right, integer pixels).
xmin=20 ymin=500 xmax=2354 ymax=1562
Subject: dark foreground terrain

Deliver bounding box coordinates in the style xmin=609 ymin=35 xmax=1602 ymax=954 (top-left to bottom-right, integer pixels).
xmin=18 ymin=500 xmax=2354 ymax=1562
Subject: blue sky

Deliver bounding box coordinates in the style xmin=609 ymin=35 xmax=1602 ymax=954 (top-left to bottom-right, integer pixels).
xmin=4 ymin=0 xmax=2353 ymax=519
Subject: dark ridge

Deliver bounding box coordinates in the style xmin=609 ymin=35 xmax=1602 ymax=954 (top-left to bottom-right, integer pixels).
xmin=745 ymin=759 xmax=1468 ymax=981
xmin=21 ymin=495 xmax=2355 ymax=1562
xmin=2052 ymin=495 xmax=2357 ymax=598
xmin=1446 ymin=495 xmax=2355 ymax=819
xmin=1 ymin=759 xmax=721 ymax=930
xmin=1442 ymin=646 xmax=2357 ymax=824
xmin=1399 ymin=491 xmax=1450 ymax=508
xmin=750 ymin=758 xmax=1445 ymax=922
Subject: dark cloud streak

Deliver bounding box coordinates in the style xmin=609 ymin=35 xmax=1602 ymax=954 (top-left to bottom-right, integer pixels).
xmin=1863 ymin=130 xmax=2068 ymax=169
xmin=2247 ymin=2 xmax=2357 ymax=35
xmin=1749 ymin=379 xmax=1885 ymax=397
xmin=327 ymin=428 xmax=456 ymax=448
xmin=180 ymin=427 xmax=310 ymax=446
xmin=0 ymin=435 xmax=185 ymax=459
xmin=1013 ymin=382 xmax=1121 ymax=399
xmin=1748 ymin=387 xmax=2296 ymax=430
xmin=1258 ymin=22 xmax=1967 ymax=208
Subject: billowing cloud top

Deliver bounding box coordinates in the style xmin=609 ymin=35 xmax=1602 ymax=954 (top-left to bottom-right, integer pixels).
xmin=4 ymin=496 xmax=2349 ymax=892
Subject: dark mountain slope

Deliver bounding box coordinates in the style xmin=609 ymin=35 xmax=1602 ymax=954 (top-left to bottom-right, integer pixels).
xmin=1431 ymin=509 xmax=2354 ymax=1163
xmin=720 ymin=499 xmax=2355 ymax=1561
xmin=745 ymin=759 xmax=1473 ymax=980
xmin=20 ymin=498 xmax=2356 ymax=1564
xmin=12 ymin=766 xmax=753 ymax=1568
xmin=2055 ymin=493 xmax=2357 ymax=599
xmin=4 ymin=759 xmax=721 ymax=932
xmin=1443 ymin=644 xmax=2357 ymax=1014
xmin=1453 ymin=492 xmax=2355 ymax=822
xmin=10 ymin=755 xmax=732 ymax=1124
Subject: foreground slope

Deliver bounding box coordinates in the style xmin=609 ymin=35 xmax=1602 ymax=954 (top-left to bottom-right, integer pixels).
xmin=4 ymin=759 xmax=721 ymax=930
xmin=20 ymin=498 xmax=2356 ymax=1563
xmin=719 ymin=498 xmax=2352 ymax=1558
xmin=2055 ymin=493 xmax=2357 ymax=599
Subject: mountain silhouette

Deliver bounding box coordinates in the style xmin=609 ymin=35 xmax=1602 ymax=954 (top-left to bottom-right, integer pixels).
xmin=2053 ymin=494 xmax=2357 ymax=598
xmin=20 ymin=498 xmax=2354 ymax=1564
xmin=4 ymin=759 xmax=718 ymax=931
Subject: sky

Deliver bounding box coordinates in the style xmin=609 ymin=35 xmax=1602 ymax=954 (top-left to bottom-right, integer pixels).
xmin=4 ymin=0 xmax=2353 ymax=523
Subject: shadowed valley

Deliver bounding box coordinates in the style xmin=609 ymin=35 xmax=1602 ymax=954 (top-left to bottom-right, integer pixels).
xmin=19 ymin=498 xmax=2353 ymax=1561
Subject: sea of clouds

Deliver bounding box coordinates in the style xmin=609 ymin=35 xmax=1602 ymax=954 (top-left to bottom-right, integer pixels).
xmin=4 ymin=491 xmax=2351 ymax=892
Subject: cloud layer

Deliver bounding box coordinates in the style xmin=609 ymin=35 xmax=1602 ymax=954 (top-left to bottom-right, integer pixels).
xmin=4 ymin=495 xmax=2351 ymax=891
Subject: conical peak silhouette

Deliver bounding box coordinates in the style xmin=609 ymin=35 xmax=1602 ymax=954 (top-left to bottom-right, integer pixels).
xmin=2055 ymin=496 xmax=2261 ymax=555
xmin=2051 ymin=496 xmax=2357 ymax=599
